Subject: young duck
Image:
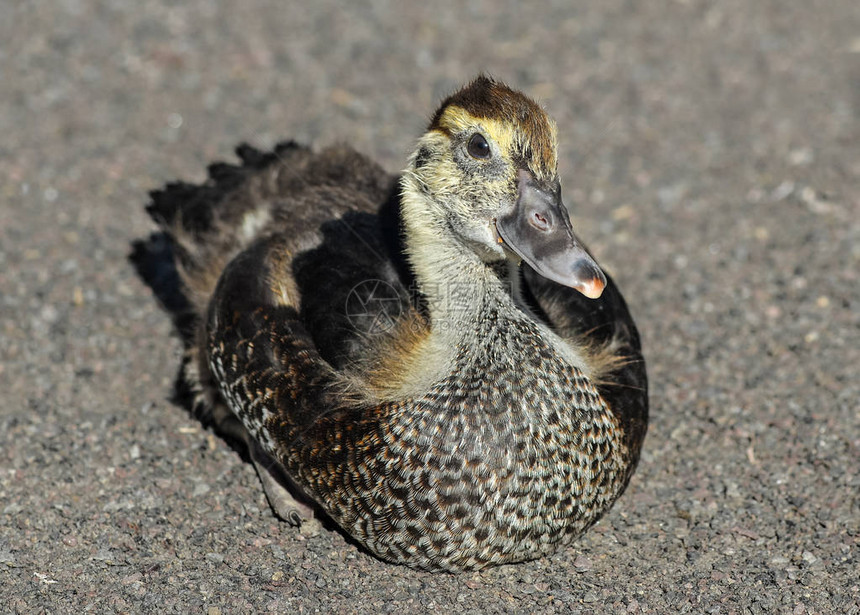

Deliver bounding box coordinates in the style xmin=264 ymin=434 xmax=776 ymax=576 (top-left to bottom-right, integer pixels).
xmin=145 ymin=76 xmax=647 ymax=572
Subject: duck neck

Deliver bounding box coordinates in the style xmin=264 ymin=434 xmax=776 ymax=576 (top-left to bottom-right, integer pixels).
xmin=399 ymin=188 xmax=519 ymax=338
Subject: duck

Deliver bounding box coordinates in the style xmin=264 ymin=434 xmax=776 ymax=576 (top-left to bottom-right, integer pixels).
xmin=144 ymin=76 xmax=648 ymax=572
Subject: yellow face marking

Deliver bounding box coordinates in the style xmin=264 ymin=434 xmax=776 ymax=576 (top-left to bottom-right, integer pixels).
xmin=435 ymin=105 xmax=558 ymax=180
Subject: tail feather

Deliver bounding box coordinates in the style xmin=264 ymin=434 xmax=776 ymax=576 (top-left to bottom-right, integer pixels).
xmin=147 ymin=140 xmax=306 ymax=238
xmin=145 ymin=141 xmax=310 ymax=313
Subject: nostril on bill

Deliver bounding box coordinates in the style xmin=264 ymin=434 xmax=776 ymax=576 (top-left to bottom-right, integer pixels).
xmin=530 ymin=211 xmax=550 ymax=231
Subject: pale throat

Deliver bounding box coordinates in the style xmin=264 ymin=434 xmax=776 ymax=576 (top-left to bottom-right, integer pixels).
xmin=400 ymin=188 xmax=516 ymax=332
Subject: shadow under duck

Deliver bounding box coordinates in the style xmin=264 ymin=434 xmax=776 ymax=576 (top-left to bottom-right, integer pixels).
xmin=143 ymin=76 xmax=648 ymax=572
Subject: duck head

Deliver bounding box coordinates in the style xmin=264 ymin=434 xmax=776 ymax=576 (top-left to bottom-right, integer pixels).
xmin=402 ymin=76 xmax=606 ymax=299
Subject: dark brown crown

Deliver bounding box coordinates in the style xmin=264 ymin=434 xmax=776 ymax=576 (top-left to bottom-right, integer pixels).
xmin=429 ymin=76 xmax=557 ymax=177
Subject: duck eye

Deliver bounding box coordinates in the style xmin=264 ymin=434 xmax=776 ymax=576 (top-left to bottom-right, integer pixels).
xmin=467 ymin=133 xmax=491 ymax=160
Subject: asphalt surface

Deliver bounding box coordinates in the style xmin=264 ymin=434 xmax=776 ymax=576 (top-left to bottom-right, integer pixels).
xmin=2 ymin=1 xmax=859 ymax=613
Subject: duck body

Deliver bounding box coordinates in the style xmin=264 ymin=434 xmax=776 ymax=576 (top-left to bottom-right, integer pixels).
xmin=146 ymin=77 xmax=647 ymax=571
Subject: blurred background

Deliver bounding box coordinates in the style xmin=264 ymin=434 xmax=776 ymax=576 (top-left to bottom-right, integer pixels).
xmin=2 ymin=1 xmax=858 ymax=612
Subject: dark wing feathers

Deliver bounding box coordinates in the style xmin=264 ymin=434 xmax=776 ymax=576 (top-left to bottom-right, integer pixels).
xmin=147 ymin=141 xmax=307 ymax=237
xmin=145 ymin=140 xmax=396 ymax=302
xmin=141 ymin=142 xmax=406 ymax=426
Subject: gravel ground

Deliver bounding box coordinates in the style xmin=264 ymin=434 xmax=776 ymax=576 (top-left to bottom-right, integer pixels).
xmin=2 ymin=1 xmax=859 ymax=613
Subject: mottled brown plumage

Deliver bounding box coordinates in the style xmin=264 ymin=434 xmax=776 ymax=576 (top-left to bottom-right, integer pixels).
xmin=143 ymin=76 xmax=648 ymax=571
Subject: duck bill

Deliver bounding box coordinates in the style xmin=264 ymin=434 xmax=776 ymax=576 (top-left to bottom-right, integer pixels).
xmin=496 ymin=170 xmax=606 ymax=299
